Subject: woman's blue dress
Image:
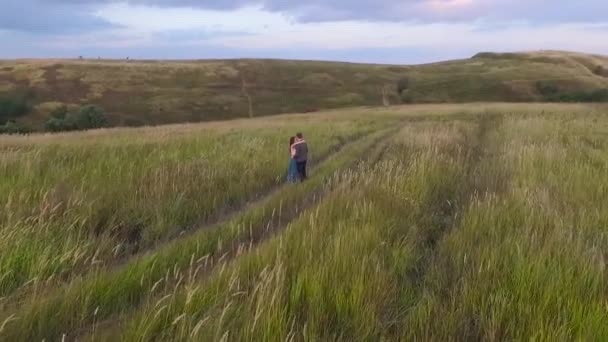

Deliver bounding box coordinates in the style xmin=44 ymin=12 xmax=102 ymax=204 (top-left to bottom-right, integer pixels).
xmin=287 ymin=158 xmax=299 ymax=182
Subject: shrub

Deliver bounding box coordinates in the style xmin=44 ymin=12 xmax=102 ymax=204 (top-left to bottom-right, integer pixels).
xmin=44 ymin=117 xmax=74 ymax=132
xmin=546 ymin=89 xmax=608 ymax=103
xmin=50 ymin=105 xmax=69 ymax=119
xmin=0 ymin=94 xmax=30 ymax=124
xmin=594 ymin=65 xmax=607 ymax=77
xmin=0 ymin=120 xmax=31 ymax=135
xmin=68 ymin=105 xmax=108 ymax=130
xmin=44 ymin=105 xmax=108 ymax=132
xmin=396 ymin=77 xmax=410 ymax=95
xmin=472 ymin=52 xmax=524 ymax=60
xmin=579 ymin=89 xmax=608 ymax=102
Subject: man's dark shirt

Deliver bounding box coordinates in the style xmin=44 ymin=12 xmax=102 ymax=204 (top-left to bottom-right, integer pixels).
xmin=293 ymin=140 xmax=308 ymax=162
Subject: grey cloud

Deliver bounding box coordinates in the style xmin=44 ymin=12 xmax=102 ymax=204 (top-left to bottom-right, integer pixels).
xmin=70 ymin=0 xmax=608 ymax=23
xmin=266 ymin=0 xmax=608 ymax=23
xmin=0 ymin=0 xmax=115 ymax=33
xmin=2 ymin=0 xmax=607 ymax=35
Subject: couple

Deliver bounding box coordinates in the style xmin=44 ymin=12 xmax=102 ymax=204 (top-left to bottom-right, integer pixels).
xmin=287 ymin=132 xmax=309 ymax=183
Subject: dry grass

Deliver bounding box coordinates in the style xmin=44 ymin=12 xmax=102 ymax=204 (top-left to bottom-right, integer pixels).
xmin=1 ymin=51 xmax=607 ymax=129
xmin=0 ymin=111 xmax=394 ymax=299
xmin=0 ymin=103 xmax=607 ymax=341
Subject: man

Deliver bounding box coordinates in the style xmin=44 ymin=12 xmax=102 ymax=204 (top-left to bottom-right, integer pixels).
xmin=293 ymin=132 xmax=309 ymax=181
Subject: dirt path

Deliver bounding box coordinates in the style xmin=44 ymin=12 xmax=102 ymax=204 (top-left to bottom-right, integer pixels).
xmin=382 ymin=113 xmax=508 ymax=339
xmin=4 ymin=115 xmax=465 ymax=341
xmin=109 ymin=130 xmax=374 ymax=269
xmin=78 ymin=127 xmax=401 ymax=341
xmin=0 ymin=130 xmax=376 ymax=321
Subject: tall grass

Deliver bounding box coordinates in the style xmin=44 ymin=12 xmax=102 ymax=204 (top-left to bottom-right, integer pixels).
xmin=0 ymin=118 xmax=385 ymax=297
xmin=119 ymin=120 xmax=475 ymax=341
xmin=402 ymin=111 xmax=608 ymax=340
xmin=1 ymin=104 xmax=607 ymax=341
xmin=118 ymin=109 xmax=608 ymax=341
xmin=0 ymin=124 xmax=396 ymax=341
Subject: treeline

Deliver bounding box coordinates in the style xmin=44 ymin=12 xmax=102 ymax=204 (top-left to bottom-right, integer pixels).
xmin=0 ymin=91 xmax=108 ymax=135
xmin=536 ymin=81 xmax=608 ymax=102
xmin=547 ymin=89 xmax=608 ymax=102
xmin=44 ymin=105 xmax=107 ymax=132
xmin=0 ymin=94 xmax=30 ymax=120
xmin=394 ymin=77 xmax=608 ymax=104
xmin=0 ymin=93 xmax=33 ymax=134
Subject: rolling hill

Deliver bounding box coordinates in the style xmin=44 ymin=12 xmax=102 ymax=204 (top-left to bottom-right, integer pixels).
xmin=1 ymin=50 xmax=607 ymax=129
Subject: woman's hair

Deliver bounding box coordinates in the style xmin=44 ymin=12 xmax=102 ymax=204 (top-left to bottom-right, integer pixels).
xmin=289 ymin=136 xmax=296 ymax=146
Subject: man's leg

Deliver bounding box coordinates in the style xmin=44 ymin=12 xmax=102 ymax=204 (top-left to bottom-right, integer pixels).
xmin=296 ymin=162 xmax=302 ymax=180
xmin=297 ymin=161 xmax=307 ymax=180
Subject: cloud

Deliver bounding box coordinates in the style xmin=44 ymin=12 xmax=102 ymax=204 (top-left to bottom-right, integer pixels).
xmin=2 ymin=0 xmax=607 ymax=62
xmin=87 ymin=4 xmax=608 ymax=52
xmin=94 ymin=4 xmax=290 ymax=33
xmin=282 ymin=0 xmax=608 ymax=23
xmin=203 ymin=21 xmax=608 ymax=55
xmin=27 ymin=4 xmax=608 ymax=60
xmin=25 ymin=0 xmax=608 ymax=24
xmin=0 ymin=0 xmax=115 ymax=34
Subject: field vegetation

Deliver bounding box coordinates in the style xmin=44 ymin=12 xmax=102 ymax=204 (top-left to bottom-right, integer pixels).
xmin=0 ymin=103 xmax=607 ymax=340
xmin=1 ymin=51 xmax=607 ymax=130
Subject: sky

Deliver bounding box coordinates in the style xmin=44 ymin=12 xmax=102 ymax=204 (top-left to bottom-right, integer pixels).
xmin=1 ymin=0 xmax=607 ymax=64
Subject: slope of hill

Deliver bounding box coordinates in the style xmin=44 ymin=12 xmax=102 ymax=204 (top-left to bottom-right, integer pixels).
xmin=0 ymin=50 xmax=607 ymax=128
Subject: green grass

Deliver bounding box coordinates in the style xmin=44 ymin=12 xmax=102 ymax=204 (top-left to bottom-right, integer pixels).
xmin=0 ymin=114 xmax=397 ymax=341
xmin=1 ymin=103 xmax=608 ymax=340
xmin=0 ymin=113 xmax=393 ymax=298
xmin=402 ymin=112 xmax=608 ymax=340
xmin=1 ymin=50 xmax=607 ymax=129
xmin=119 ymin=119 xmax=476 ymax=341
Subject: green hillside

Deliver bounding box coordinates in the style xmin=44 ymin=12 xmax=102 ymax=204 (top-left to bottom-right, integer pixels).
xmin=1 ymin=50 xmax=607 ymax=129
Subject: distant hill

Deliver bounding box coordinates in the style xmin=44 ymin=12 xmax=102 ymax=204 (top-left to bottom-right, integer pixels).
xmin=1 ymin=50 xmax=607 ymax=129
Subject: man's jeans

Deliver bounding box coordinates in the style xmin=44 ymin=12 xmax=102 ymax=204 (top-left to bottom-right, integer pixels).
xmin=296 ymin=161 xmax=307 ymax=180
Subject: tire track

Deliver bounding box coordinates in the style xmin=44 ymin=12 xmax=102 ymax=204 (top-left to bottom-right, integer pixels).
xmin=0 ymin=130 xmax=374 ymax=314
xmin=0 ymin=125 xmax=400 ymax=342
xmin=109 ymin=129 xmax=373 ymax=268
xmin=76 ymin=127 xmax=401 ymax=341
xmin=385 ymin=113 xmax=505 ymax=337
xmin=415 ymin=113 xmax=500 ymax=275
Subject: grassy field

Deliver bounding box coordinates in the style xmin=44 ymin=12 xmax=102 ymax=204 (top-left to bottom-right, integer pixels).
xmin=1 ymin=51 xmax=607 ymax=129
xmin=0 ymin=103 xmax=607 ymax=340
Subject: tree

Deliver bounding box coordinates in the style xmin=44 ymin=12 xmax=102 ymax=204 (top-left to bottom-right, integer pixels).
xmin=44 ymin=117 xmax=73 ymax=132
xmin=44 ymin=105 xmax=108 ymax=132
xmin=50 ymin=105 xmax=69 ymax=119
xmin=396 ymin=77 xmax=410 ymax=95
xmin=0 ymin=120 xmax=31 ymax=134
xmin=0 ymin=94 xmax=30 ymax=124
xmin=67 ymin=105 xmax=108 ymax=130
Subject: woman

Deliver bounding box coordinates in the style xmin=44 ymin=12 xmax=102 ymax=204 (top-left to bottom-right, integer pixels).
xmin=287 ymin=136 xmax=299 ymax=183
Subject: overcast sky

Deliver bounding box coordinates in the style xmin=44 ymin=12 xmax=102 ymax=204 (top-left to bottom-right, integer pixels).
xmin=1 ymin=0 xmax=607 ymax=63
